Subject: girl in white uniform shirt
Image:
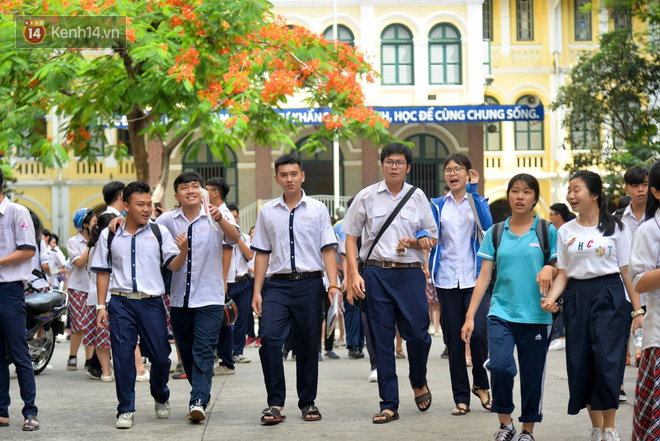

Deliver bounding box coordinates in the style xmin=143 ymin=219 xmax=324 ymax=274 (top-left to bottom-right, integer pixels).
xmin=542 ymin=171 xmax=643 ymax=441
xmin=630 ymin=160 xmax=660 ymax=441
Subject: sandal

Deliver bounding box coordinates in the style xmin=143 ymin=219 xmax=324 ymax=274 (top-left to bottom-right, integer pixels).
xmin=261 ymin=407 xmax=286 ymax=425
xmin=451 ymin=405 xmax=470 ymax=416
xmin=472 ymin=385 xmax=492 ymax=411
xmin=372 ymin=410 xmax=399 ymax=424
xmin=22 ymin=415 xmax=39 ymax=432
xmin=395 ymin=350 xmax=405 ymax=359
xmin=414 ymin=384 xmax=432 ymax=412
xmin=301 ymin=405 xmax=322 ymax=422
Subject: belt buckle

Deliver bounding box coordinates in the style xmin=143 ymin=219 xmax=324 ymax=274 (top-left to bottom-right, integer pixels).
xmin=382 ymin=261 xmax=393 ymax=269
xmin=291 ymin=273 xmax=303 ymax=281
xmin=127 ymin=292 xmax=141 ymax=300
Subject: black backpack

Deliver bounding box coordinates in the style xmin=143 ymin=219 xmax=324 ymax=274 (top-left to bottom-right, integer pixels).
xmin=107 ymin=223 xmax=172 ymax=294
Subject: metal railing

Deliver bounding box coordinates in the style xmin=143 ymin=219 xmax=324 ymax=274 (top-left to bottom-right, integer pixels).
xmin=239 ymin=194 xmax=351 ymax=232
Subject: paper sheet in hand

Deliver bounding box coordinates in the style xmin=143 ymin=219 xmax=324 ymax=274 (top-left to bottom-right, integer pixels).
xmin=200 ymin=189 xmax=219 ymax=231
xmin=326 ymin=290 xmax=341 ymax=339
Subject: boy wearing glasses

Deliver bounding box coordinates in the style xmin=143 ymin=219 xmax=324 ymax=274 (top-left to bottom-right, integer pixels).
xmin=343 ymin=143 xmax=438 ymax=423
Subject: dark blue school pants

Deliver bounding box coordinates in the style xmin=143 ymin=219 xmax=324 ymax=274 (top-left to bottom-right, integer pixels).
xmin=562 ymin=274 xmax=630 ymax=415
xmin=0 ymin=281 xmax=38 ymax=419
xmin=437 ymin=285 xmax=490 ymax=406
xmin=487 ymin=316 xmax=551 ymax=422
xmin=344 ymin=302 xmax=364 ymax=350
xmin=363 ymin=266 xmax=431 ymax=412
xmin=259 ymin=277 xmax=323 ymax=409
xmin=170 ymin=305 xmax=223 ymax=407
xmin=216 ymin=320 xmax=234 ymax=369
xmin=108 ymin=295 xmax=171 ymax=415
xmin=229 ymin=278 xmax=253 ymax=356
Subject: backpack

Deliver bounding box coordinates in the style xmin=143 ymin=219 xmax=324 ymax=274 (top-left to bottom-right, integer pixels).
xmin=107 ymin=223 xmax=172 ymax=294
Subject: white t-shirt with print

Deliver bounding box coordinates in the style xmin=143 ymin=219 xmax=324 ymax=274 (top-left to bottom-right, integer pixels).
xmin=556 ymin=219 xmax=631 ymax=279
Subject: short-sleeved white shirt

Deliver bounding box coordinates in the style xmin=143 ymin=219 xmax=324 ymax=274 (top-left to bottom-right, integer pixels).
xmin=341 ymin=181 xmax=437 ymax=263
xmin=251 ymin=191 xmax=337 ymax=277
xmin=226 ymin=232 xmax=251 ymax=283
xmin=90 ymin=223 xmax=180 ymax=297
xmin=0 ymin=197 xmax=38 ymax=284
xmin=556 ymin=219 xmax=631 ymax=279
xmin=67 ymin=233 xmax=91 ymax=291
xmin=29 ymin=239 xmax=50 ymax=289
xmin=156 ymin=206 xmax=235 ymax=307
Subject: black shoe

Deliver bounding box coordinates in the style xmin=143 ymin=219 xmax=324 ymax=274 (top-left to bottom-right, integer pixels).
xmin=619 ymin=388 xmax=628 ymax=403
xmin=86 ymin=366 xmax=102 ymax=380
xmin=348 ymin=348 xmax=365 ymax=359
xmin=282 ymin=348 xmax=289 ymax=360
xmin=441 ymin=347 xmax=449 ymax=359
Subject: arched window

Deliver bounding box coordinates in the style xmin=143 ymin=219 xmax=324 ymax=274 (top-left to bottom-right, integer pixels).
xmin=381 ymin=24 xmax=414 ymax=85
xmin=323 ymin=25 xmax=354 ymax=46
xmin=514 ymin=95 xmax=544 ymax=150
xmin=294 ymin=137 xmax=344 ymax=195
xmin=182 ymin=141 xmax=238 ymax=203
xmin=405 ymin=134 xmax=450 ymax=198
xmin=429 ymin=24 xmax=461 ymax=85
xmin=569 ymin=112 xmax=599 ymax=150
xmin=484 ymin=96 xmax=502 ymax=151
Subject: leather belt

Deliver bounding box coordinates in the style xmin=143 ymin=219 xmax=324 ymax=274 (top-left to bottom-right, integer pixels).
xmin=365 ymin=260 xmax=424 ymax=269
xmin=268 ymin=271 xmax=323 ymax=281
xmin=110 ymin=291 xmax=158 ymax=300
xmin=233 ymin=274 xmax=250 ymax=283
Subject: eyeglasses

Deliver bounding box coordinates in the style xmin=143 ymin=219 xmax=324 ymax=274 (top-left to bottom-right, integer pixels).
xmin=383 ymin=159 xmax=407 ymax=168
xmin=444 ymin=166 xmax=465 ymax=175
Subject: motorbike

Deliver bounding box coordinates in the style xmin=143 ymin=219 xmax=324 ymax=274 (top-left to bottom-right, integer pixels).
xmin=22 ymin=270 xmax=69 ymax=375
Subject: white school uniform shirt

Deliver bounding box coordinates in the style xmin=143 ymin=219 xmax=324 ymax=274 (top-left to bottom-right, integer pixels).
xmin=85 ymin=246 xmax=110 ymax=306
xmin=90 ymin=223 xmax=179 ymax=297
xmin=103 ymin=205 xmax=122 ymax=216
xmin=0 ymin=197 xmax=38 ymax=284
xmin=436 ymin=191 xmax=477 ymax=289
xmin=251 ymin=191 xmax=337 ymax=278
xmin=620 ymin=205 xmax=647 ymax=305
xmin=47 ymin=246 xmax=66 ymax=285
xmin=156 ymin=205 xmax=236 ymax=307
xmin=342 ymin=181 xmax=437 ymax=263
xmin=226 ymin=232 xmax=251 ymax=283
xmin=29 ymin=239 xmax=50 ymax=289
xmin=67 ymin=233 xmax=91 ymax=291
xmin=556 ymin=219 xmax=631 ymax=280
xmin=630 ymin=210 xmax=660 ymax=350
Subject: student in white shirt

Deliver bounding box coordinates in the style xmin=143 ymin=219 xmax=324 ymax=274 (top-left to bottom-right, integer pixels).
xmin=0 ymin=168 xmax=39 ymax=431
xmin=251 ymin=154 xmax=339 ymax=424
xmin=542 ymin=171 xmax=643 ymax=441
xmin=156 ymin=172 xmax=238 ymax=422
xmin=26 ymin=212 xmax=50 ymax=296
xmin=630 ymin=160 xmax=660 ymax=441
xmin=343 ymin=143 xmax=438 ymax=424
xmin=47 ymin=234 xmax=67 ymax=288
xmin=92 ymin=181 xmax=187 ymax=429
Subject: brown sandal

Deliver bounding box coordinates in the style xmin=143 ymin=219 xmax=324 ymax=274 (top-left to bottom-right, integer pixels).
xmin=372 ymin=410 xmax=399 ymax=424
xmin=472 ymin=385 xmax=492 ymax=410
xmin=414 ymin=384 xmax=432 ymax=412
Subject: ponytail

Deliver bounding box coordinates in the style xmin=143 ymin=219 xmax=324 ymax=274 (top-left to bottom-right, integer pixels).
xmin=646 ymin=160 xmax=660 ymax=221
xmin=597 ymin=192 xmax=622 ymax=236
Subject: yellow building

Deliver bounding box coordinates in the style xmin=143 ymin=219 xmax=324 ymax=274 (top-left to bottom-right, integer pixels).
xmin=11 ymin=0 xmax=642 ymax=240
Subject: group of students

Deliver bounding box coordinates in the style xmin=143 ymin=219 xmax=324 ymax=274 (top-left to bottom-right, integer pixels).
xmin=3 ymin=146 xmax=660 ymax=439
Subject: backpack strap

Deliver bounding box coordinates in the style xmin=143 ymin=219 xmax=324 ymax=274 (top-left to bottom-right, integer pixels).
xmin=491 ymin=221 xmax=504 ymax=261
xmin=106 ymin=230 xmax=115 ymax=266
xmin=149 ymin=222 xmax=164 ymax=266
xmin=535 ymin=219 xmax=551 ymax=265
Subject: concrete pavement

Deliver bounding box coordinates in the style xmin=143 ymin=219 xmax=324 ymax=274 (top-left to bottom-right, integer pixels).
xmin=3 ymin=334 xmax=638 ymax=440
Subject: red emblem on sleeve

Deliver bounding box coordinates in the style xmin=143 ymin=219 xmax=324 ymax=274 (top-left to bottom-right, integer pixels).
xmin=20 ymin=222 xmax=29 ymax=231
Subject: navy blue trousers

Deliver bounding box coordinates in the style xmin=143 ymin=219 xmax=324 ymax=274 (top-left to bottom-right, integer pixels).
xmin=108 ymin=295 xmax=171 ymax=415
xmin=0 ymin=281 xmax=37 ymax=419
xmin=562 ymin=274 xmax=630 ymax=415
xmin=259 ymin=277 xmax=323 ymax=409
xmin=170 ymin=305 xmax=223 ymax=407
xmin=363 ymin=311 xmax=377 ymax=371
xmin=216 ymin=320 xmax=234 ymax=370
xmin=437 ymin=285 xmax=490 ymax=406
xmin=344 ymin=302 xmax=364 ymax=350
xmin=487 ymin=316 xmax=551 ymax=422
xmin=364 ymin=266 xmax=431 ymax=412
xmin=229 ymin=278 xmax=253 ymax=356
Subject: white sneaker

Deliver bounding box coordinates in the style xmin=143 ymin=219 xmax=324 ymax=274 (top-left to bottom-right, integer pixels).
xmin=548 ymin=338 xmax=566 ymax=351
xmin=603 ymin=428 xmax=620 ymax=441
xmin=213 ymin=364 xmax=235 ymax=375
xmin=101 ymin=373 xmax=115 ymax=382
xmin=590 ymin=427 xmax=603 ymax=441
xmin=232 ymin=354 xmax=251 ymax=363
xmin=368 ymin=369 xmax=378 ymax=383
xmin=188 ymin=400 xmax=206 ymax=422
xmin=116 ymin=412 xmax=134 ymax=429
xmin=336 ymin=338 xmax=346 ymax=348
xmin=155 ymin=401 xmax=170 ymax=419
xmin=136 ymin=370 xmax=150 ymax=382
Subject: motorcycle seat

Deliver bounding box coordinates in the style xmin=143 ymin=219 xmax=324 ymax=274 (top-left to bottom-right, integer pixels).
xmin=25 ymin=290 xmax=66 ymax=314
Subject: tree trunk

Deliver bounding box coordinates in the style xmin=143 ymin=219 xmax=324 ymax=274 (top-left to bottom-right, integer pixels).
xmin=151 ymin=132 xmax=194 ymax=203
xmin=127 ymin=105 xmax=149 ymax=183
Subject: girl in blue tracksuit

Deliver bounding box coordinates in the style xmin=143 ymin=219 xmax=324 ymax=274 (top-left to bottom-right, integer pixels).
xmin=428 ymin=153 xmax=493 ymax=416
xmin=462 ymin=173 xmax=557 ymax=441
